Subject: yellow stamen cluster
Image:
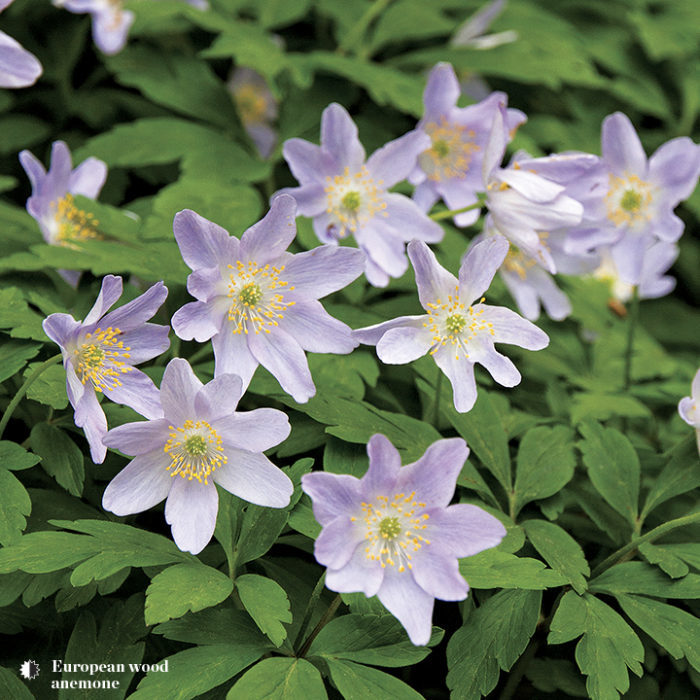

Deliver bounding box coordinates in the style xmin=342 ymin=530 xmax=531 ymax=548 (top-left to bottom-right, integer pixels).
xmin=163 ymin=420 xmax=227 ymax=484
xmin=233 ymin=83 xmax=268 ymax=125
xmin=227 ymin=260 xmax=295 ymax=335
xmin=74 ymin=327 xmax=133 ymax=392
xmin=606 ymin=173 xmax=652 ymax=227
xmin=424 ymin=287 xmax=494 ymax=360
xmin=52 ymin=194 xmax=100 ymax=245
xmin=419 ymin=117 xmax=478 ymax=182
xmin=324 ymin=166 xmax=387 ymax=238
xmin=351 ymin=491 xmax=430 ymax=572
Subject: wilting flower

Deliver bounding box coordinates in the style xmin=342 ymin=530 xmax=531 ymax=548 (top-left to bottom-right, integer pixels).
xmin=229 ymin=66 xmax=278 ymax=158
xmin=0 ymin=0 xmax=42 ymax=88
xmin=566 ymin=112 xmax=700 ymax=283
xmin=483 ymin=110 xmax=584 ymax=273
xmin=678 ymin=369 xmax=700 ymax=455
xmin=42 ymin=275 xmax=170 ymax=464
xmin=410 ymin=62 xmax=525 ymax=227
xmin=103 ymin=358 xmax=292 ymax=554
xmin=277 ymin=103 xmax=443 ymax=287
xmin=54 ymin=0 xmax=134 ymax=55
xmin=354 ymin=237 xmax=548 ymax=412
xmin=171 ymin=194 xmax=364 ymax=403
xmin=302 ymin=433 xmax=506 ymax=645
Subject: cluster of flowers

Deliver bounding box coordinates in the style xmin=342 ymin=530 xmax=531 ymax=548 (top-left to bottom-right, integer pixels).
xmin=20 ymin=60 xmax=700 ymax=645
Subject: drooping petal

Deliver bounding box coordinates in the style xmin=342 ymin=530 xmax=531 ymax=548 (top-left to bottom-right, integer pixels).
xmin=165 ymin=477 xmax=218 ymax=554
xmin=469 ymin=338 xmax=521 ymax=387
xmin=320 ymin=103 xmax=365 ymax=172
xmin=42 ymin=312 xmax=81 ymax=347
xmin=376 ymin=569 xmax=435 ymax=646
xmin=172 ymin=300 xmax=223 ymax=343
xmin=282 ymin=245 xmax=365 ymax=298
xmin=193 ymin=373 xmax=243 ymax=422
xmin=103 ymin=418 xmax=170 ymax=456
xmin=69 ymin=157 xmax=107 ymax=198
xmin=422 ymin=62 xmax=460 ymax=118
xmin=458 ymin=235 xmax=509 ymax=304
xmin=173 ymin=209 xmax=234 ymax=271
xmin=396 ymin=438 xmax=469 ymax=508
xmin=366 ymin=130 xmax=431 ymax=188
xmin=213 ymin=449 xmax=292 ymax=507
xmin=102 ymin=450 xmax=173 ymax=515
xmin=159 ymin=357 xmax=202 ymax=426
xmin=407 ymin=240 xmax=458 ymax=308
xmin=480 ymin=304 xmax=549 ymax=349
xmin=376 ymin=326 xmax=433 ymax=364
xmin=99 ymin=281 xmax=168 ymax=332
xmin=382 ymin=193 xmax=443 ymax=242
xmin=106 ymin=367 xmax=164 ymax=420
xmin=352 ymin=315 xmax=426 ymax=346
xmin=301 ymin=471 xmax=362 ymax=527
xmin=211 ymin=324 xmax=260 ymax=389
xmin=73 ymin=388 xmax=108 ymax=463
xmin=83 ymin=274 xmax=123 ymax=326
xmin=364 ymin=434 xmax=402 ymax=497
xmin=602 ymin=112 xmax=647 ymax=177
xmin=325 ymin=546 xmax=384 ymax=597
xmin=216 ymin=407 xmax=291 ymax=452
xmin=247 ymin=326 xmax=315 ymax=403
xmin=279 ymin=300 xmax=357 ymax=354
xmin=433 ymin=346 xmax=478 ymax=413
xmin=313 ymin=516 xmax=365 ymax=569
xmin=240 ymin=194 xmax=297 ymax=264
xmin=424 ymin=503 xmax=506 ymax=558
xmin=411 ymin=548 xmax=469 ymax=601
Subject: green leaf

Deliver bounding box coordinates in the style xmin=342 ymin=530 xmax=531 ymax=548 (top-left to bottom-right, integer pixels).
xmin=323 ymin=657 xmax=424 ymax=700
xmin=0 ymin=288 xmax=46 ymax=341
xmin=0 ymin=440 xmax=41 ymax=471
xmin=0 ymin=340 xmax=40 ymax=383
xmin=308 ymin=613 xmax=442 ymax=667
xmin=22 ymin=362 xmax=68 ymax=410
xmin=129 ymin=644 xmax=264 ymax=700
xmin=578 ymin=420 xmax=640 ymax=525
xmin=616 ymin=594 xmax=700 ymax=672
xmin=459 ymin=549 xmax=566 ymax=590
xmin=30 ymin=423 xmax=85 ymax=497
xmin=0 ymin=469 xmax=31 ymax=546
xmin=0 ymin=666 xmax=33 ymax=700
xmin=590 ymin=561 xmax=700 ymax=598
xmin=548 ymin=592 xmax=643 ymax=699
xmin=639 ymin=541 xmax=700 ymax=578
xmin=447 ymin=590 xmax=542 ymax=699
xmin=145 ymin=563 xmax=234 ymax=626
xmin=523 ymin=520 xmax=589 ymax=594
xmin=227 ymin=658 xmax=327 ymax=700
xmin=513 ymin=426 xmax=576 ymax=515
xmin=525 ymin=658 xmax=587 ymax=697
xmin=236 ymin=574 xmax=292 ymax=647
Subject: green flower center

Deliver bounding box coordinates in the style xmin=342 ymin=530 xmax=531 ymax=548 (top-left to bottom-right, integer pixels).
xmin=238 ymin=282 xmax=263 ymax=306
xmin=341 ymin=191 xmax=362 ymax=211
xmin=620 ymin=189 xmax=642 ymax=212
xmin=184 ymin=435 xmax=208 ymax=456
xmin=432 ymin=139 xmax=450 ymax=158
xmin=445 ymin=313 xmax=467 ymax=334
xmin=379 ymin=516 xmax=402 ymax=540
xmin=80 ymin=344 xmax=104 ymax=368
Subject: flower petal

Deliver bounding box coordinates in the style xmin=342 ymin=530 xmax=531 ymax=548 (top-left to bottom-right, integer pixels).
xmin=241 ymin=193 xmax=297 ymax=264
xmin=422 ymin=62 xmax=460 ymax=118
xmin=74 ymin=388 xmax=108 ymax=464
xmin=92 ymin=8 xmax=134 ymax=55
xmin=282 ymin=137 xmax=329 ymax=183
xmin=43 ymin=312 xmax=81 ymax=347
xmin=376 ymin=325 xmax=433 ymax=364
xmin=216 ymin=407 xmax=291 ymax=452
xmin=102 ymin=450 xmax=173 ymax=515
xmin=321 ymin=103 xmax=365 ymax=172
xmin=69 ymin=157 xmax=107 ymax=199
xmin=481 ymin=304 xmax=549 ymax=349
xmin=302 ymin=471 xmax=362 ymax=527
xmin=0 ymin=30 xmax=42 ymax=88
xmin=383 ymin=193 xmax=443 ymax=242
xmin=274 ymin=184 xmax=327 ymax=216
xmin=602 ymin=112 xmax=647 ymax=176
xmin=367 ymin=131 xmax=431 ymax=188
xmin=18 ymin=148 xmax=45 ymax=190
xmin=118 ymin=324 xmax=171 ymax=364
xmin=470 ymin=338 xmax=521 ymax=387
xmin=325 ymin=546 xmax=385 ymax=597
xmin=172 ymin=300 xmax=223 ymax=343
xmin=173 ymin=209 xmax=234 ymax=271
xmin=103 ymin=418 xmax=170 ymax=456
xmin=283 ymin=245 xmax=365 ymax=298
xmin=211 ymin=327 xmax=259 ymax=392
xmin=280 ymin=300 xmax=357 ymax=354
xmin=433 ymin=347 xmax=478 ymax=413
xmin=407 ymin=240 xmax=458 ymax=307
xmin=106 ymin=367 xmax=164 ymax=420
xmin=314 ymin=516 xmax=365 ymax=569
xmin=165 ymin=477 xmax=218 ymax=554
xmin=193 ymin=373 xmax=243 ymax=422
xmin=353 ymin=315 xmax=426 ymax=346
xmin=459 ymin=235 xmax=509 ymax=303
xmin=678 ymin=396 xmax=698 ymax=427
xmin=648 ymin=136 xmax=700 ymax=204
xmin=160 ymin=358 xmax=202 ymax=426
xmin=100 ymin=281 xmax=168 ymax=332
xmin=411 ymin=548 xmax=468 ymax=601
xmin=213 ymin=448 xmax=292 ymax=507
xmin=362 ymin=433 xmax=402 ymax=497
xmin=425 ymin=503 xmax=506 ymax=558
xmin=376 ymin=568 xmax=434 ymax=645
xmin=83 ymin=275 xmax=123 ymax=326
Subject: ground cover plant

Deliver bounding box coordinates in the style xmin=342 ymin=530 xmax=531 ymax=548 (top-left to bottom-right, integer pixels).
xmin=0 ymin=0 xmax=699 ymax=698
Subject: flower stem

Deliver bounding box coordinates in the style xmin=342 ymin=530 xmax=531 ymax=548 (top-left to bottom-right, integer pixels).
xmin=298 ymin=593 xmax=342 ymax=657
xmin=336 ymin=0 xmax=394 ymax=55
xmin=623 ymin=286 xmax=639 ymax=391
xmin=294 ymin=571 xmax=327 ymax=649
xmin=429 ymin=201 xmax=483 ymax=221
xmin=590 ymin=510 xmax=700 ymax=579
xmin=0 ymin=353 xmax=63 ymax=440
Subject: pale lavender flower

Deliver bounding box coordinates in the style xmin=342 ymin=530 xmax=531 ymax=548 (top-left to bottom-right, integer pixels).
xmin=55 ymin=0 xmax=134 ymax=55
xmin=678 ymin=369 xmax=700 ymax=455
xmin=277 ymin=102 xmax=443 ymax=287
xmin=228 ymin=67 xmax=278 ymax=159
xmin=103 ymin=358 xmax=292 ymax=554
xmin=0 ymin=0 xmax=42 ymax=88
xmin=450 ymin=0 xmax=517 ymax=50
xmin=302 ymin=433 xmax=506 ymax=645
xmin=171 ymin=194 xmax=364 ymax=403
xmin=410 ymin=63 xmax=525 ymax=227
xmin=482 ymin=109 xmax=584 ymax=273
xmin=354 ymin=237 xmax=548 ymax=412
xmin=566 ymin=112 xmax=700 ymax=283
xmin=42 ymin=275 xmax=170 ymax=464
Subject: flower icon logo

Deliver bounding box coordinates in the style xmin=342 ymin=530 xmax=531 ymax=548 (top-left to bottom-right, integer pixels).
xmin=20 ymin=660 xmax=39 ymax=680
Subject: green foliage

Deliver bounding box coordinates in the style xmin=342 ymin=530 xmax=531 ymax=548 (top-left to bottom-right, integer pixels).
xmin=236 ymin=573 xmax=292 ymax=646
xmin=227 ymin=658 xmax=327 ymax=700
xmin=30 ymin=423 xmax=85 ymax=496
